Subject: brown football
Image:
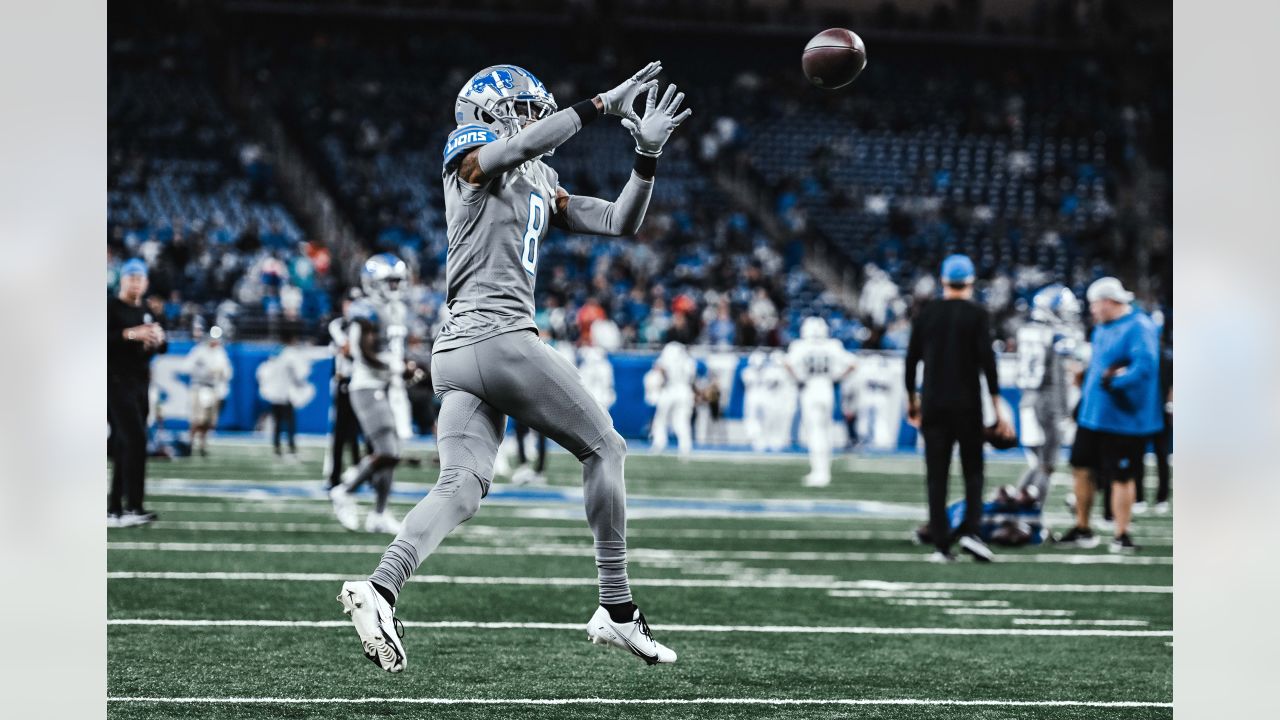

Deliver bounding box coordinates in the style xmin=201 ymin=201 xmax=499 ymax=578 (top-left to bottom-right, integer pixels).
xmin=802 ymin=28 xmax=867 ymax=89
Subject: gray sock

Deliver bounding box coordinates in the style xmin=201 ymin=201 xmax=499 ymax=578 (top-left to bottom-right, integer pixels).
xmin=580 ymin=430 xmax=633 ymax=606
xmin=368 ymin=468 xmax=484 ymax=600
xmin=345 ymin=454 xmax=379 ymax=491
xmin=373 ymin=466 xmax=393 ymax=513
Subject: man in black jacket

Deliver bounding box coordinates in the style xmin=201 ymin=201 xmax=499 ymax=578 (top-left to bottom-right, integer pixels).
xmin=108 ymin=259 xmax=167 ymax=527
xmin=904 ymin=255 xmax=1011 ymax=562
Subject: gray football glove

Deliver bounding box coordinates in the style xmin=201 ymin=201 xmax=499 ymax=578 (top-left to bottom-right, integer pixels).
xmin=621 ymin=83 xmax=692 ymax=158
xmin=598 ymin=61 xmax=663 ymax=123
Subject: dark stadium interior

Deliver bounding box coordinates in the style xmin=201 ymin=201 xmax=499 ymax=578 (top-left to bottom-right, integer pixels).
xmin=107 ymin=0 xmax=1170 ymax=349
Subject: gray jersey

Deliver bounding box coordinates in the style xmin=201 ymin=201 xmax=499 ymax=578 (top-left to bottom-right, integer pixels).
xmin=1015 ymin=320 xmax=1070 ymax=417
xmin=350 ymin=297 xmax=409 ymax=390
xmin=435 ymin=153 xmax=559 ymax=353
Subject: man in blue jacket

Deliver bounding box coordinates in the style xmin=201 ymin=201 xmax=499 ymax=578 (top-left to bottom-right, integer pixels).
xmin=1057 ymin=277 xmax=1163 ymax=552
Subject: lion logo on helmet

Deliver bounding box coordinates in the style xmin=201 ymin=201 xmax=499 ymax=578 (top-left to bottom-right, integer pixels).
xmin=471 ymin=68 xmax=515 ymax=94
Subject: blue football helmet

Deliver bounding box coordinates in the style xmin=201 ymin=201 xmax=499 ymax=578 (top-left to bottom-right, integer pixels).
xmin=454 ymin=65 xmax=557 ymax=143
xmin=1031 ymin=284 xmax=1081 ymax=324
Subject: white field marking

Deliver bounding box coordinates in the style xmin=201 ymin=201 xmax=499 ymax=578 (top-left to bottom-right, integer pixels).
xmin=883 ymin=599 xmax=1010 ymax=608
xmin=140 ymin=498 xmax=1175 ymax=534
xmin=106 ymin=540 xmax=1174 ymax=565
xmin=105 ymin=571 xmax=1173 ymax=594
xmin=105 ymin=618 xmax=1171 ymax=638
xmin=1013 ymin=619 xmax=1150 ymax=627
xmin=827 ymin=590 xmax=956 ymax=600
xmin=132 ymin=519 xmax=1177 ymax=544
xmin=105 ymin=696 xmax=1173 ymax=708
xmin=944 ymin=608 xmax=1074 ymax=617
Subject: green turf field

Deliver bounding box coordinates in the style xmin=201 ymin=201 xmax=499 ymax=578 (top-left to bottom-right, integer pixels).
xmin=108 ymin=441 xmax=1172 ymax=719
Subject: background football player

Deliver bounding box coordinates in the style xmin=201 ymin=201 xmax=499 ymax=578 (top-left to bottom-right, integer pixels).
xmin=761 ymin=349 xmax=797 ymax=451
xmin=329 ymin=253 xmax=412 ymax=535
xmin=324 ymin=288 xmax=367 ymax=491
xmin=1013 ymin=284 xmax=1082 ymax=507
xmin=184 ymin=322 xmax=231 ymax=457
xmin=338 ymin=62 xmax=688 ymax=671
xmin=740 ymin=349 xmax=769 ymax=451
xmin=786 ymin=317 xmax=856 ymax=487
xmin=650 ymin=340 xmax=696 ymax=458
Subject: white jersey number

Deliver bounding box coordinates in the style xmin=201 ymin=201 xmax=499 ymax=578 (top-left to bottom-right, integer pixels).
xmin=521 ymin=192 xmax=546 ymax=276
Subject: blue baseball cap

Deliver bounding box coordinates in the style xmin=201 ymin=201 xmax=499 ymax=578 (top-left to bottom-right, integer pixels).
xmin=940 ymin=254 xmax=975 ymax=284
xmin=120 ymin=258 xmax=149 ymax=278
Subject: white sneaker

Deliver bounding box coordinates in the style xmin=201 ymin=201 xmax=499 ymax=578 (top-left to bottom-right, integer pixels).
xmin=801 ymin=474 xmax=830 ymax=488
xmin=586 ymin=606 xmax=677 ymax=665
xmin=1132 ymin=501 xmax=1148 ymax=514
xmin=511 ymin=466 xmax=546 ymax=486
xmin=364 ymin=510 xmax=401 ymax=535
xmin=958 ymin=534 xmax=995 ymax=562
xmin=1154 ymin=501 xmax=1170 ymax=515
xmin=337 ymin=580 xmax=406 ymax=673
xmin=330 ymin=485 xmax=360 ymax=532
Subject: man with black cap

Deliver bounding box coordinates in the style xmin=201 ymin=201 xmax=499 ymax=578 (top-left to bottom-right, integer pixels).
xmin=905 ymin=254 xmax=1011 ymax=562
xmin=1057 ymin=277 xmax=1162 ymax=552
xmin=108 ymin=259 xmax=167 ymax=527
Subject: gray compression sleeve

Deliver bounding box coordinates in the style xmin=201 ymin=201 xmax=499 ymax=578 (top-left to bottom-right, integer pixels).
xmin=476 ymin=108 xmax=583 ymax=177
xmin=561 ymin=171 xmax=654 ymax=236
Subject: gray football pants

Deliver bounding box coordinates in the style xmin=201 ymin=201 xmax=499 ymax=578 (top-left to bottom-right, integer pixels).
xmin=1016 ymin=393 xmax=1063 ymax=503
xmin=369 ymin=329 xmax=632 ymax=605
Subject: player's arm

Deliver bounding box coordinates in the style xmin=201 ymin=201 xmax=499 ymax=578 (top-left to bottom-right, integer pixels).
xmin=551 ymin=83 xmax=690 ymax=236
xmin=351 ymin=319 xmax=387 ymax=371
xmin=458 ymin=62 xmax=664 ymax=185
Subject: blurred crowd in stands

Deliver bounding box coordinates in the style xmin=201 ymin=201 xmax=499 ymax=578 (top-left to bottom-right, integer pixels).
xmin=107 ymin=1 xmax=1170 ymax=350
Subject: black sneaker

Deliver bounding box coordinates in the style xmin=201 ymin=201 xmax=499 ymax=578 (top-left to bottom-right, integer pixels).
xmin=1055 ymin=526 xmax=1100 ymax=549
xmin=120 ymin=509 xmax=158 ymax=527
xmin=1110 ymin=533 xmax=1139 ymax=554
xmin=957 ymin=535 xmax=995 ymax=562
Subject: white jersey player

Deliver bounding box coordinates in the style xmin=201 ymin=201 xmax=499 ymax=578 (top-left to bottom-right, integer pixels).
xmin=740 ymin=350 xmax=768 ymax=451
xmin=650 ymin=341 xmax=696 ymax=457
xmin=760 ymin=350 xmax=797 ymax=452
xmin=184 ymin=324 xmax=232 ymax=457
xmin=786 ymin=317 xmax=855 ymax=486
xmin=579 ymin=345 xmax=616 ymax=413
xmin=854 ymin=353 xmax=903 ymax=450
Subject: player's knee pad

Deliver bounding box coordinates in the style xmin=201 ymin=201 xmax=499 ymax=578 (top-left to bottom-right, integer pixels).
xmin=435 ymin=467 xmax=487 ymax=513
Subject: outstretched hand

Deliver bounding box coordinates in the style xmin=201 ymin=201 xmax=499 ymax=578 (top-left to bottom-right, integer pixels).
xmin=598 ymin=61 xmax=663 ymax=123
xmin=621 ymin=83 xmax=692 ymax=158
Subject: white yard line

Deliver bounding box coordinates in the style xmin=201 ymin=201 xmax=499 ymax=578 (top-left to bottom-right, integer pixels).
xmin=881 ymin=599 xmax=1010 ymax=608
xmin=132 ymin=520 xmax=1177 ymax=544
xmin=106 ymin=541 xmax=1173 ymax=565
xmin=106 ymin=571 xmax=1173 ymax=594
xmin=106 ymin=696 xmax=1172 ymax=708
xmin=1013 ymin=619 xmax=1151 ymax=627
xmin=943 ymin=608 xmax=1074 ymax=617
xmin=106 ymin=617 xmax=1171 ymax=638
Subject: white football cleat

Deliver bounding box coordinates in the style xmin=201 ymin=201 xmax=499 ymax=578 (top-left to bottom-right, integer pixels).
xmin=329 ymin=484 xmax=360 ymax=531
xmin=1154 ymin=501 xmax=1170 ymax=515
xmin=801 ymin=473 xmax=830 ymax=488
xmin=364 ymin=509 xmax=401 ymax=535
xmin=337 ymin=580 xmax=406 ymax=673
xmin=511 ymin=466 xmax=547 ymax=486
xmin=586 ymin=606 xmax=676 ymax=665
xmin=1132 ymin=501 xmax=1148 ymax=514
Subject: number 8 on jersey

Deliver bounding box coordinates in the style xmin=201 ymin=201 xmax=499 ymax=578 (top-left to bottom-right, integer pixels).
xmin=521 ymin=192 xmax=546 ymax=275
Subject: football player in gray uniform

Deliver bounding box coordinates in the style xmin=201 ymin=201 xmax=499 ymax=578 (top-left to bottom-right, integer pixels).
xmin=1014 ymin=284 xmax=1083 ymax=507
xmin=329 ymin=255 xmax=413 ymax=535
xmin=338 ymin=62 xmax=689 ymax=672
